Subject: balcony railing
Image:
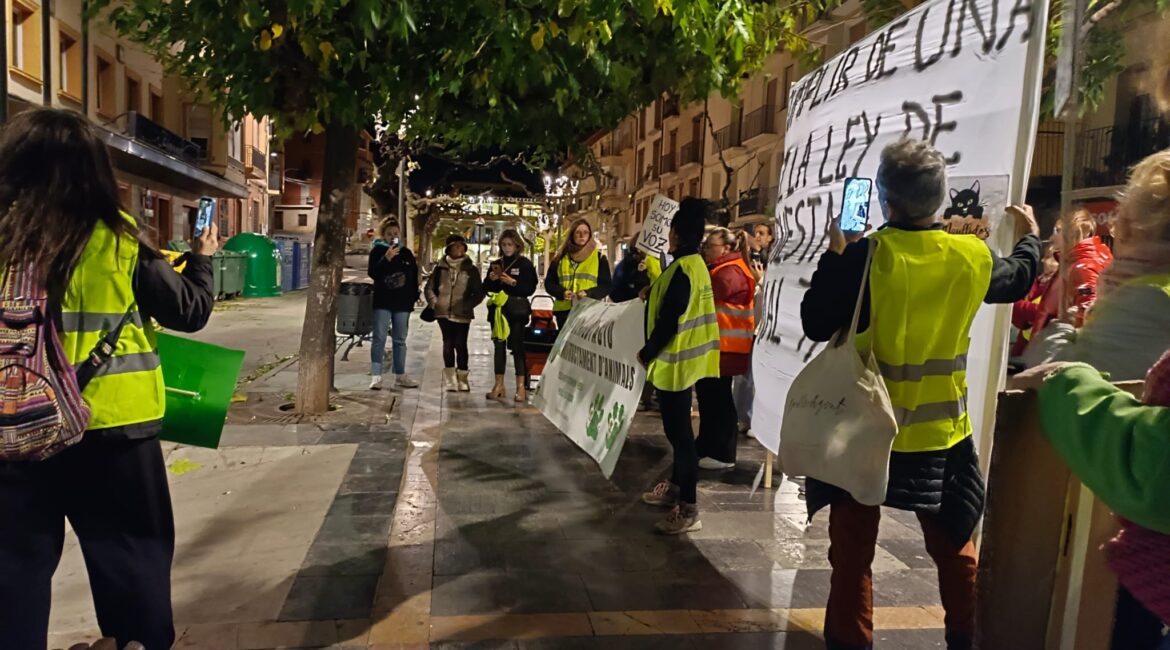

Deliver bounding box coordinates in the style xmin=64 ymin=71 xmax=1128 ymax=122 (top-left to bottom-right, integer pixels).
xmin=660 ymin=152 xmax=677 ymax=174
xmin=680 ymin=141 xmax=700 ymax=166
xmin=737 ymin=186 xmax=779 ymax=218
xmin=1030 ymin=123 xmax=1063 ymax=178
xmin=738 ymin=187 xmax=763 ymax=216
xmin=1076 ymin=115 xmax=1170 ymax=189
xmin=715 ymin=123 xmax=743 ymax=151
xmin=742 ymin=105 xmax=777 ymax=141
xmin=126 ymin=111 xmax=202 ymax=163
xmin=664 ymin=95 xmax=680 ymax=119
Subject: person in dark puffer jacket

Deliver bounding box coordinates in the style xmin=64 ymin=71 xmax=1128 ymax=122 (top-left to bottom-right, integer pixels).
xmin=800 ymin=140 xmax=1041 ymax=650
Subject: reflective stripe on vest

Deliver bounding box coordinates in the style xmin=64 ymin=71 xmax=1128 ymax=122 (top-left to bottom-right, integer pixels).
xmin=856 ymin=228 xmax=992 ymax=453
xmin=646 ymin=254 xmax=720 ymax=391
xmin=709 ymin=257 xmax=756 ymax=355
xmin=59 ymin=216 xmax=165 ymax=430
xmin=553 ymin=248 xmax=601 ymax=313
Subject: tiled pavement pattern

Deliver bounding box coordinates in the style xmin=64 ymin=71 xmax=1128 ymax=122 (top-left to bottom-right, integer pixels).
xmin=49 ymin=308 xmax=948 ymax=649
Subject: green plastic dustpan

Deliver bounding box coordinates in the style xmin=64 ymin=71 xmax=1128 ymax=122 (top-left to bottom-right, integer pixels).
xmin=156 ymin=332 xmax=245 ymax=449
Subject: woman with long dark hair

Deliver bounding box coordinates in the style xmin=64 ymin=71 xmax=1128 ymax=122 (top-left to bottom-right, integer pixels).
xmin=483 ymin=229 xmax=537 ymax=402
xmin=0 ymin=108 xmax=217 ymax=650
xmin=544 ymin=218 xmax=611 ymax=330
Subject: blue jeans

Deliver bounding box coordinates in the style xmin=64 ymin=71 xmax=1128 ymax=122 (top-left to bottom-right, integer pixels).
xmin=372 ymin=309 xmax=410 ymax=376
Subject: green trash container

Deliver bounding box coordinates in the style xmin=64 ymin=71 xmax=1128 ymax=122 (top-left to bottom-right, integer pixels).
xmin=168 ymin=240 xmax=192 ymax=253
xmin=224 ymin=233 xmax=282 ymax=298
xmin=220 ymin=251 xmax=247 ymax=298
xmin=211 ymin=251 xmax=225 ymax=299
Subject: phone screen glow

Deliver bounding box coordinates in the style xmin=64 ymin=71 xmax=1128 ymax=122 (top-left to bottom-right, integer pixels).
xmin=195 ymin=198 xmax=215 ymax=236
xmin=840 ymin=178 xmax=873 ymax=234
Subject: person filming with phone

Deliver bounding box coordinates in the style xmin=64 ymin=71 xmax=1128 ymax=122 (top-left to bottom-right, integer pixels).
xmin=799 ymin=139 xmax=1041 ymax=650
xmin=367 ymin=217 xmax=420 ymax=391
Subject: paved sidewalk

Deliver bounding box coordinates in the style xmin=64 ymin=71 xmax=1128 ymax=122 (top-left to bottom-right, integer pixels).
xmin=48 ymin=305 xmax=949 ymax=649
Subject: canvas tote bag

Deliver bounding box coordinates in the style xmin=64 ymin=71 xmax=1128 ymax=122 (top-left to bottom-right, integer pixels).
xmin=779 ymin=241 xmax=898 ymax=506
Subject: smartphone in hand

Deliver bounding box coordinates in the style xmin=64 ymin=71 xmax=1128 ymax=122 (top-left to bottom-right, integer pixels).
xmin=194 ymin=197 xmax=215 ymax=237
xmin=840 ymin=177 xmax=873 ymax=234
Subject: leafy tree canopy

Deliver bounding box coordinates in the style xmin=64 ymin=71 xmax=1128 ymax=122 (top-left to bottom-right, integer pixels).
xmin=96 ymin=0 xmax=839 ymax=162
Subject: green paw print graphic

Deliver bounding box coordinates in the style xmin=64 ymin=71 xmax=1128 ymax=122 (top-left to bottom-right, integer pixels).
xmin=585 ymin=393 xmax=606 ymax=441
xmin=604 ymin=402 xmax=627 ymax=450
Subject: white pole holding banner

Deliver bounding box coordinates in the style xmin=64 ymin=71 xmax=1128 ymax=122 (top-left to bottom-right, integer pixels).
xmin=972 ymin=0 xmax=1052 ymax=540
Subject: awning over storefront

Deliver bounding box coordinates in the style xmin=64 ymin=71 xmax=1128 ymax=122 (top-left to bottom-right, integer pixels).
xmin=101 ymin=129 xmax=248 ymax=199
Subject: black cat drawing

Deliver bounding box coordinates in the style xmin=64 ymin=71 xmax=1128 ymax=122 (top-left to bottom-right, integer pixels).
xmin=944 ymin=180 xmax=984 ymax=219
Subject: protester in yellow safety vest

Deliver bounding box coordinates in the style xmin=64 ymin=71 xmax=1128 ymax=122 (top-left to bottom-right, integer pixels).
xmin=609 ymin=230 xmax=661 ymax=304
xmin=694 ymin=227 xmax=756 ymax=471
xmin=0 ymin=108 xmax=217 ymax=650
xmin=800 ymin=139 xmax=1042 ymax=650
xmin=637 ymin=198 xmax=721 ymax=535
xmin=544 ymin=218 xmax=611 ymax=330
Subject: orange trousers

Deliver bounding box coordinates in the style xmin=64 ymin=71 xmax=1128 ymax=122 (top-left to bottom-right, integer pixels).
xmin=824 ymin=496 xmax=978 ymax=650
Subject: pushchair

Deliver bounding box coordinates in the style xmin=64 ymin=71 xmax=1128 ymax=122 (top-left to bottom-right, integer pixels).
xmin=522 ymin=293 xmax=558 ymax=390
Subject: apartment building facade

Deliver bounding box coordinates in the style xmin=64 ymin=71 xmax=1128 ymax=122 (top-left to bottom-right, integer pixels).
xmin=566 ymin=7 xmax=869 ymax=261
xmin=4 ymin=0 xmax=271 ymax=244
xmin=272 ymin=130 xmax=377 ymax=240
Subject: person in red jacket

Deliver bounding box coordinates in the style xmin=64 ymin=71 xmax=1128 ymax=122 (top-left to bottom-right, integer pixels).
xmin=695 ymin=227 xmax=756 ymax=470
xmin=1062 ymin=209 xmax=1113 ymax=327
xmin=1013 ymin=211 xmax=1114 ymax=358
xmin=1011 ymin=240 xmax=1059 ymax=357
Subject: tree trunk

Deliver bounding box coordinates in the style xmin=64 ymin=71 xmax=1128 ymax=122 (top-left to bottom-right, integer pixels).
xmin=296 ymin=122 xmax=359 ymax=414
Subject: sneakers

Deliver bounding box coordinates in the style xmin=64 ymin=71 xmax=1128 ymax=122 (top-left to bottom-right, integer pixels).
xmin=395 ymin=374 xmax=419 ymax=389
xmin=656 ymin=504 xmax=702 ymax=535
xmin=443 ymin=368 xmax=458 ymax=392
xmin=369 ymin=375 xmax=383 ymax=391
xmin=641 ymin=480 xmax=679 ymax=507
xmin=698 ymin=457 xmax=736 ymax=470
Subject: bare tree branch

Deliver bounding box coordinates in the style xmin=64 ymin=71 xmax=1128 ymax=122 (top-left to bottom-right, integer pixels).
xmin=1081 ymin=0 xmax=1126 ymax=39
xmin=703 ymin=99 xmax=735 ymax=209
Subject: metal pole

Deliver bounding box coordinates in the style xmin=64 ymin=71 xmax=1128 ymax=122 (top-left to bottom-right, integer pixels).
xmin=81 ymin=0 xmax=88 ymax=115
xmin=397 ymin=157 xmax=408 ymax=246
xmin=1058 ymin=2 xmax=1085 ymax=317
xmin=41 ymin=0 xmax=52 ymax=106
xmin=0 ymin=0 xmax=8 ymax=124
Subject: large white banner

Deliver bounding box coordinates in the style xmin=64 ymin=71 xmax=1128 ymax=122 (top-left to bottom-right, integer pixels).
xmin=534 ymin=299 xmax=647 ymax=478
xmin=752 ymin=0 xmax=1048 ymax=455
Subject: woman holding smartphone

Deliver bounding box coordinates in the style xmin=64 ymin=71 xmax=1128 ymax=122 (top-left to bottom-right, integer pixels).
xmin=368 ymin=217 xmax=420 ymax=390
xmin=483 ymin=230 xmax=538 ymax=402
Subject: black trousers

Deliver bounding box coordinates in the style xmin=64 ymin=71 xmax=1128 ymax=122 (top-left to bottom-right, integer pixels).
xmin=554 ymin=310 xmax=569 ymax=332
xmin=0 ymin=434 xmax=175 ymax=650
xmin=695 ymin=376 xmax=738 ymax=464
xmin=490 ymin=309 xmax=528 ymax=378
xmin=658 ymin=387 xmax=698 ymax=504
xmin=438 ymin=319 xmax=471 ymax=370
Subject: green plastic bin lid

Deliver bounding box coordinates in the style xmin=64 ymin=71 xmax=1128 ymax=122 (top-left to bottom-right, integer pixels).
xmin=156 ymin=332 xmax=245 ymax=449
xmin=168 ymin=240 xmax=192 ymax=252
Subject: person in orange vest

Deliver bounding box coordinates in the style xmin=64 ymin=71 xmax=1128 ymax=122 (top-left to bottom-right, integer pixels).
xmin=695 ymin=227 xmax=756 ymax=470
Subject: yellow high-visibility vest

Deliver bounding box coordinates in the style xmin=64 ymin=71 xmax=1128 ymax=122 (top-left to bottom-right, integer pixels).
xmin=856 ymin=228 xmax=993 ymax=453
xmin=553 ymin=249 xmax=601 ymax=313
xmin=646 ymin=254 xmax=720 ymax=392
xmin=59 ymin=217 xmax=165 ymax=430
